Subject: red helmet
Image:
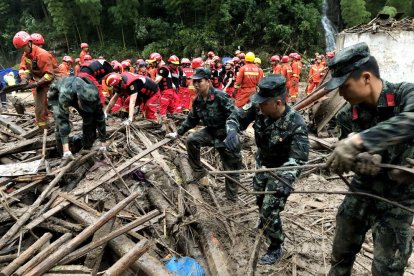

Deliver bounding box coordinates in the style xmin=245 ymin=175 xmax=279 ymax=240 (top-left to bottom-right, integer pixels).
xmin=191 ymin=57 xmax=204 ymax=69
xmin=63 ymin=55 xmax=73 ymax=63
xmin=110 ymin=60 xmax=118 ymax=67
xmin=121 ymin=60 xmax=131 ymax=69
xmin=31 ymin=33 xmax=44 ymax=45
xmin=326 ymin=52 xmax=335 ymax=58
xmin=135 ymin=58 xmax=144 ymax=65
xmin=288 ymin=53 xmax=297 ymax=59
xmin=233 ymin=57 xmax=240 ymax=63
xmin=112 ymin=61 xmax=123 ymax=72
xmin=84 ymin=54 xmax=92 ymax=61
xmin=239 ymin=53 xmax=245 ymax=59
xmin=75 ymin=58 xmax=80 ymax=63
xmin=225 ymin=60 xmax=234 ymax=66
xmin=80 ymin=43 xmax=89 ymax=49
xmin=207 ymin=51 xmax=215 ymax=57
xmin=271 ymin=55 xmax=280 ymax=62
xmin=320 ymin=54 xmax=325 ymax=59
xmin=105 ymin=73 xmax=123 ymax=87
xmin=147 ymin=52 xmax=162 ymax=63
xmin=181 ymin=58 xmax=191 ymax=64
xmin=168 ymin=55 xmax=180 ymax=65
xmin=281 ymin=55 xmax=289 ymax=63
xmin=295 ymin=54 xmax=302 ymax=60
xmin=212 ymin=56 xmax=220 ymax=62
xmin=13 ymin=31 xmax=32 ymax=49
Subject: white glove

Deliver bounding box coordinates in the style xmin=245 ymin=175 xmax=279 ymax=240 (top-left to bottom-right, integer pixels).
xmin=122 ymin=119 xmax=132 ymax=126
xmin=98 ymin=146 xmax=107 ymax=154
xmin=63 ymin=151 xmax=74 ymax=158
xmin=104 ymin=112 xmax=108 ymax=119
xmin=60 ymin=151 xmax=74 ymax=167
xmin=166 ymin=132 xmax=178 ymax=139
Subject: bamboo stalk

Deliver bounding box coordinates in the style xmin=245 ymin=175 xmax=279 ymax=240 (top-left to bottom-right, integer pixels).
xmin=103 ymin=240 xmax=151 ymax=276
xmin=0 ymin=232 xmax=52 ymax=276
xmin=25 ymin=191 xmax=139 ymax=276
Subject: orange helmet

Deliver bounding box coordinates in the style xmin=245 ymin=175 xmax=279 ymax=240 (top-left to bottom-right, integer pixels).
xmin=181 ymin=58 xmax=191 ymax=64
xmin=191 ymin=57 xmax=204 ymax=69
xmin=63 ymin=55 xmax=73 ymax=62
xmin=13 ymin=31 xmax=32 ymax=49
xmin=207 ymin=51 xmax=215 ymax=58
xmin=31 ymin=33 xmax=44 ymax=45
xmin=105 ymin=73 xmax=123 ymax=87
xmin=135 ymin=58 xmax=145 ymax=65
xmin=168 ymin=55 xmax=180 ymax=65
xmin=281 ymin=56 xmax=289 ymax=63
xmin=84 ymin=54 xmax=92 ymax=61
xmin=271 ymin=55 xmax=280 ymax=62
xmin=295 ymin=54 xmax=302 ymax=60
xmin=147 ymin=52 xmax=162 ymax=63
xmin=212 ymin=56 xmax=220 ymax=62
xmin=80 ymin=43 xmax=89 ymax=49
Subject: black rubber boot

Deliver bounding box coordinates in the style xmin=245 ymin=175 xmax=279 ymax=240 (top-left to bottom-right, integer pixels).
xmin=258 ymin=244 xmax=283 ymax=265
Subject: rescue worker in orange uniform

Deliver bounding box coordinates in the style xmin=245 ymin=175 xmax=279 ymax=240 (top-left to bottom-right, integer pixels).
xmin=105 ymin=72 xmax=160 ymax=123
xmin=280 ymin=55 xmax=292 ymax=98
xmin=180 ymin=58 xmax=193 ymax=112
xmin=206 ymin=51 xmax=215 ymax=65
xmin=77 ymin=58 xmax=114 ymax=106
xmin=14 ymin=31 xmax=60 ymax=129
xmin=233 ymin=52 xmax=263 ymax=108
xmin=307 ymin=56 xmax=326 ymax=94
xmin=73 ymin=58 xmax=81 ymax=75
xmin=110 ymin=60 xmax=124 ymax=74
xmin=58 ymin=56 xmax=74 ymax=77
xmin=289 ymin=54 xmax=301 ymax=104
xmin=79 ymin=43 xmax=89 ymax=64
xmin=137 ymin=61 xmax=151 ymax=78
xmin=254 ymin=57 xmax=262 ymax=68
xmin=152 ymin=53 xmax=179 ymax=118
xmin=271 ymin=55 xmax=282 ymax=75
xmin=210 ymin=56 xmax=222 ymax=89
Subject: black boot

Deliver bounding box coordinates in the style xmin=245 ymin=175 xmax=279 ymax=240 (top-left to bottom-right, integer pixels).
xmin=258 ymin=244 xmax=283 ymax=265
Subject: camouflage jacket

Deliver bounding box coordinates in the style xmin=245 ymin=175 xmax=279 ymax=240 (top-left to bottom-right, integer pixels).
xmin=177 ymin=87 xmax=238 ymax=142
xmin=226 ymin=104 xmax=309 ymax=183
xmin=48 ymin=76 xmax=106 ymax=145
xmin=336 ymin=80 xmax=414 ymax=200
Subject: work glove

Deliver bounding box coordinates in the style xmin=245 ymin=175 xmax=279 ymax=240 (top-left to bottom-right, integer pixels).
xmin=353 ymin=152 xmax=382 ymax=176
xmin=60 ymin=151 xmax=74 ymax=168
xmin=122 ymin=118 xmax=132 ymax=126
xmin=326 ymin=135 xmax=363 ymax=174
xmin=98 ymin=146 xmax=107 ymax=155
xmin=388 ymin=158 xmax=414 ymax=185
xmin=104 ymin=112 xmax=108 ymax=119
xmin=224 ymin=130 xmax=240 ymax=152
xmin=166 ymin=132 xmax=178 ymax=140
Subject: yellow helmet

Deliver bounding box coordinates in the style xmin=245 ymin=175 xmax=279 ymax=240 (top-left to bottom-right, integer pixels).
xmin=245 ymin=52 xmax=255 ymax=62
xmin=254 ymin=57 xmax=261 ymax=64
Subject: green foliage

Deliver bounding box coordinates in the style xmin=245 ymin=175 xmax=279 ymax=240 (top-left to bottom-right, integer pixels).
xmin=381 ymin=6 xmax=398 ymax=17
xmin=341 ymin=0 xmax=371 ymax=27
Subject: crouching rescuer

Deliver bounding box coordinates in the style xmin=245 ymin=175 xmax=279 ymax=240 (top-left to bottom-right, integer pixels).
xmin=48 ymin=76 xmax=107 ymax=166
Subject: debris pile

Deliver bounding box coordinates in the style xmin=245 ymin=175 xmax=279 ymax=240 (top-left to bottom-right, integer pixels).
xmin=0 ymin=95 xmax=413 ymax=275
xmin=344 ymin=17 xmax=414 ymax=34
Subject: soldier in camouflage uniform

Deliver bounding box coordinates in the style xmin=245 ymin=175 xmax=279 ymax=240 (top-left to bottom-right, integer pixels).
xmin=225 ymin=74 xmax=309 ymax=265
xmin=325 ymin=42 xmax=414 ymax=276
xmin=166 ymin=68 xmax=242 ymax=201
xmin=48 ymin=76 xmax=107 ymax=166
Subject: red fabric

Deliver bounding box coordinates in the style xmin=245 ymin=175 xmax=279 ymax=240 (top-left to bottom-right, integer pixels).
xmin=79 ymin=50 xmax=89 ymax=64
xmin=144 ymin=91 xmax=160 ymax=120
xmin=159 ymin=88 xmax=177 ymax=115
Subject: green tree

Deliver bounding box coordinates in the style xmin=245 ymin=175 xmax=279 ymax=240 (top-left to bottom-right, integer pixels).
xmin=341 ymin=0 xmax=371 ymax=27
xmin=108 ymin=0 xmax=139 ymax=49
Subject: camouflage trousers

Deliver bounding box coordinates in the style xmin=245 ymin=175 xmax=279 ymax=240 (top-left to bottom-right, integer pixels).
xmin=253 ymin=172 xmax=287 ymax=246
xmin=329 ymin=194 xmax=413 ymax=276
xmin=186 ymin=127 xmax=242 ymax=200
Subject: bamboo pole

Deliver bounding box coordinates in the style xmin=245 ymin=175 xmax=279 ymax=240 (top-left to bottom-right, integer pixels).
xmin=103 ymin=240 xmax=151 ymax=276
xmin=25 ymin=191 xmax=139 ymax=276
xmin=59 ymin=209 xmax=159 ymax=265
xmin=0 ymin=232 xmax=52 ymax=276
xmin=12 ymin=233 xmax=72 ymax=276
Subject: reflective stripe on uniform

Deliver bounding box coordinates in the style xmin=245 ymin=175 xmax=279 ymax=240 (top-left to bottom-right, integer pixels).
xmin=244 ymin=72 xmax=259 ymax=76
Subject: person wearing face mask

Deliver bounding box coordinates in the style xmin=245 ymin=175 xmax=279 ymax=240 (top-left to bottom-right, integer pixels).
xmin=225 ymin=74 xmax=309 ymax=265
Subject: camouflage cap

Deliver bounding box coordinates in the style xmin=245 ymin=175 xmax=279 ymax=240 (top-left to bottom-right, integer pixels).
xmin=251 ymin=74 xmax=286 ymax=104
xmin=325 ymin=42 xmax=371 ymax=91
xmin=192 ymin=67 xmax=211 ymax=80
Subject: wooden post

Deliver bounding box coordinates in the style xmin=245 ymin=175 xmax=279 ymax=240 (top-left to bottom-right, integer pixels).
xmin=0 ymin=232 xmax=52 ymax=276
xmin=59 ymin=209 xmax=160 ymax=265
xmin=103 ymin=240 xmax=151 ymax=276
xmin=12 ymin=233 xmax=72 ymax=276
xmin=25 ymin=191 xmax=139 ymax=276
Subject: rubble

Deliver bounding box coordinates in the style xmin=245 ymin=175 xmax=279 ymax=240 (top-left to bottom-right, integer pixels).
xmin=343 ymin=17 xmax=414 ymax=34
xmin=0 ymin=93 xmax=413 ymax=276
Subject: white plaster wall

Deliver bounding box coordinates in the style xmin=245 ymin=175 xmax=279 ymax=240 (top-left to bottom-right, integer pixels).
xmin=336 ymin=31 xmax=414 ymax=83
